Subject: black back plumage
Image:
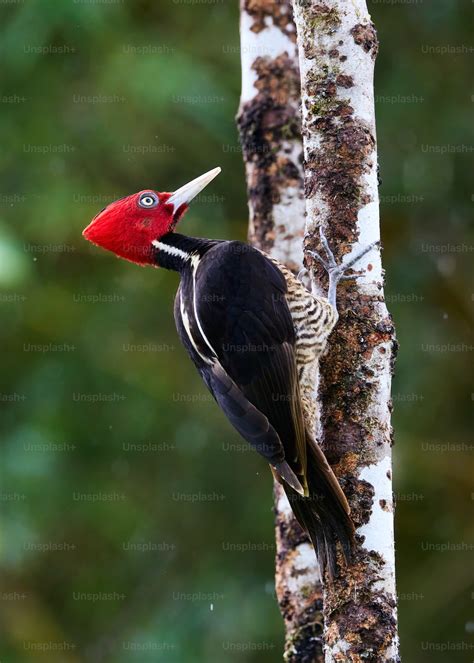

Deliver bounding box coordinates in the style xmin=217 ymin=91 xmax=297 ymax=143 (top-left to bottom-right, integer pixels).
xmin=161 ymin=234 xmax=354 ymax=577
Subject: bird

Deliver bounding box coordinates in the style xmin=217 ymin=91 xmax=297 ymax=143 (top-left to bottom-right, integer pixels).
xmin=83 ymin=167 xmax=377 ymax=578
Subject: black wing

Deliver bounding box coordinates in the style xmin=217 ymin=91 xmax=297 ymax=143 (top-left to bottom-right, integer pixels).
xmin=175 ymin=241 xmax=307 ymax=493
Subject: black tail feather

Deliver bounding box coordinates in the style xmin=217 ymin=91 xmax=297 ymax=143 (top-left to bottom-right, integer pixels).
xmin=283 ymin=434 xmax=355 ymax=580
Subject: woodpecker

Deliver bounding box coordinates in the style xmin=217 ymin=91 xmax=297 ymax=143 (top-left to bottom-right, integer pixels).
xmin=83 ymin=167 xmax=376 ymax=577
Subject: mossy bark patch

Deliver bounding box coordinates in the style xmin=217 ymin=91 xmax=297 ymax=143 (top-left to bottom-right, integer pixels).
xmin=244 ymin=0 xmax=297 ymax=40
xmin=238 ymin=52 xmax=303 ymax=257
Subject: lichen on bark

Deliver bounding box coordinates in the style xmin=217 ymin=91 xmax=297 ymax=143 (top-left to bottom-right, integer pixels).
xmin=238 ymin=52 xmax=302 ymax=257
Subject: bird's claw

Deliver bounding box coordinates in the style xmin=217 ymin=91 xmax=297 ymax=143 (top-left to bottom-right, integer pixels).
xmin=306 ymin=227 xmax=380 ymax=311
xmin=318 ymin=226 xmax=337 ymax=270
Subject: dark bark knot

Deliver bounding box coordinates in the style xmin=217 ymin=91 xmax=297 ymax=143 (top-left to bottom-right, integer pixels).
xmin=351 ymin=22 xmax=379 ymax=59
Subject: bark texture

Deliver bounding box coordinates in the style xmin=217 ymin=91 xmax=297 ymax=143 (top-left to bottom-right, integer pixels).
xmin=237 ymin=2 xmax=324 ymax=661
xmin=291 ymin=1 xmax=399 ymax=661
xmin=237 ymin=1 xmax=399 ymax=661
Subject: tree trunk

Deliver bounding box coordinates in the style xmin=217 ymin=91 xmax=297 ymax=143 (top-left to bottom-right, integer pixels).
xmin=291 ymin=1 xmax=399 ymax=660
xmin=237 ymin=2 xmax=324 ymax=661
xmin=237 ymin=1 xmax=399 ymax=661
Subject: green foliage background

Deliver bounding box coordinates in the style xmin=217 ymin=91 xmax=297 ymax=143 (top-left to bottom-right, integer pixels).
xmin=0 ymin=1 xmax=472 ymax=661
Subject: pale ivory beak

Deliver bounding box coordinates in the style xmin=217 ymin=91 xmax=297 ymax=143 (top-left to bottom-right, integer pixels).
xmin=167 ymin=167 xmax=221 ymax=212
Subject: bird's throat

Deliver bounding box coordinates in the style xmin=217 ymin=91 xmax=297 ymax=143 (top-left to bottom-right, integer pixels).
xmin=151 ymin=233 xmax=216 ymax=272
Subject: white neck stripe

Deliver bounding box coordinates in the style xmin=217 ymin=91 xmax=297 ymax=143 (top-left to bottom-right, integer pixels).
xmin=152 ymin=240 xmax=190 ymax=262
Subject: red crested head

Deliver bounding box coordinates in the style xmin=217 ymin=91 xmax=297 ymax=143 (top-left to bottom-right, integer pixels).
xmin=82 ymin=167 xmax=221 ymax=265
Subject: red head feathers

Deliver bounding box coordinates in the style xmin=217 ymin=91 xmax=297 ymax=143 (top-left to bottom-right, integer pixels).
xmin=82 ymin=167 xmax=221 ymax=265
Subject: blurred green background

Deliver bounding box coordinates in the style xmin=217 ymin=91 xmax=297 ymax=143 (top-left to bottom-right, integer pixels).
xmin=0 ymin=1 xmax=472 ymax=661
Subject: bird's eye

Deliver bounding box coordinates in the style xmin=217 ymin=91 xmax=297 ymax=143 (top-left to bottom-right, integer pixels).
xmin=138 ymin=192 xmax=159 ymax=208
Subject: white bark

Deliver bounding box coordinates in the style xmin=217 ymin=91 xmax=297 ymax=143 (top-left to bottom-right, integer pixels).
xmin=292 ymin=0 xmax=399 ymax=660
xmin=238 ymin=6 xmax=305 ymax=267
xmin=238 ymin=1 xmax=399 ymax=660
xmin=238 ymin=2 xmax=324 ymax=660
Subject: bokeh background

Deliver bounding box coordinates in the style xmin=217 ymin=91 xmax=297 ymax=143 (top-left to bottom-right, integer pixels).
xmin=0 ymin=1 xmax=472 ymax=661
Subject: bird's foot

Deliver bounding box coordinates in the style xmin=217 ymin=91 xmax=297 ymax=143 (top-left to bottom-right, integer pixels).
xmin=307 ymin=226 xmax=379 ymax=311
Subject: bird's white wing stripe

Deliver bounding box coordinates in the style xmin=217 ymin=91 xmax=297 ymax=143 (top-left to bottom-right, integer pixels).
xmin=191 ymin=255 xmax=218 ymax=360
xmin=179 ymin=291 xmax=213 ymax=364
